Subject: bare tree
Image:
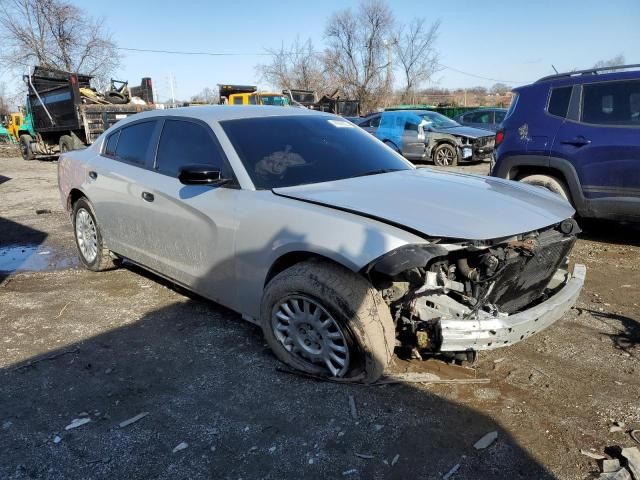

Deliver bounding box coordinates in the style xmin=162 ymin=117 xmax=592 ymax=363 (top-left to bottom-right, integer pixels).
xmin=190 ymin=87 xmax=218 ymax=104
xmin=0 ymin=82 xmax=12 ymax=117
xmin=256 ymin=37 xmax=327 ymax=93
xmin=593 ymin=54 xmax=625 ymax=70
xmin=489 ymin=83 xmax=510 ymax=95
xmin=323 ymin=0 xmax=395 ymax=112
xmin=394 ymin=17 xmax=440 ymax=103
xmin=0 ymin=0 xmax=119 ymax=86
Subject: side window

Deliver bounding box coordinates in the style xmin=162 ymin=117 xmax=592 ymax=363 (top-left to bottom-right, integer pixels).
xmin=15 ymin=116 xmax=21 ymax=126
xmin=104 ymin=130 xmax=120 ymax=157
xmin=404 ymin=121 xmax=418 ymax=132
xmin=114 ymin=121 xmax=156 ymax=165
xmin=233 ymin=96 xmax=244 ymax=105
xmin=369 ymin=116 xmax=381 ymax=128
xmin=155 ymin=119 xmax=223 ymax=176
xmin=249 ymin=95 xmax=257 ymax=105
xmin=548 ymin=87 xmax=572 ymax=118
xmin=582 ymin=80 xmax=640 ymax=125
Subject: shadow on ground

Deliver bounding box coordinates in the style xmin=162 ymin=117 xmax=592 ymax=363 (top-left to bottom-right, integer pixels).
xmin=0 ymin=290 xmax=553 ymax=479
xmin=0 ymin=217 xmax=47 ymax=283
xmin=578 ymin=218 xmax=640 ymax=247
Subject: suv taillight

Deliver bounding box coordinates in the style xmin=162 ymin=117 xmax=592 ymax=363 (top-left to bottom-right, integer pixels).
xmin=495 ymin=129 xmax=505 ymax=146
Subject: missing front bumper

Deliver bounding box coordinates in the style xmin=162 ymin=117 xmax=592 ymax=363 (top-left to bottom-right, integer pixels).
xmin=438 ymin=264 xmax=586 ymax=351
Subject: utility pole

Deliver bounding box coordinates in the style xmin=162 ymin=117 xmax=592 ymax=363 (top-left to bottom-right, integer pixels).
xmin=169 ymin=72 xmax=176 ymax=107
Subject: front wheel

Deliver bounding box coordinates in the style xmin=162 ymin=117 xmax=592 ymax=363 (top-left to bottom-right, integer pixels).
xmin=261 ymin=259 xmax=395 ymax=383
xmin=518 ymin=174 xmax=571 ymax=203
xmin=72 ymin=198 xmax=117 ymax=271
xmin=19 ymin=134 xmax=35 ymax=160
xmin=433 ymin=143 xmax=458 ymax=166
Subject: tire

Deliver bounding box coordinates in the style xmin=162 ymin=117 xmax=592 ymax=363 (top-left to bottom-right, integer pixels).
xmin=105 ymin=91 xmax=127 ymax=104
xmin=72 ymin=197 xmax=117 ymax=272
xmin=433 ymin=143 xmax=458 ymax=167
xmin=19 ymin=134 xmax=35 ymax=160
xmin=383 ymin=140 xmax=401 ymax=154
xmin=59 ymin=135 xmax=74 ymax=153
xmin=261 ymin=259 xmax=395 ymax=383
xmin=518 ymin=174 xmax=571 ymax=203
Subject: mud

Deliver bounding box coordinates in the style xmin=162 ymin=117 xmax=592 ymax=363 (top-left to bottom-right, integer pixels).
xmin=0 ymin=156 xmax=638 ymax=480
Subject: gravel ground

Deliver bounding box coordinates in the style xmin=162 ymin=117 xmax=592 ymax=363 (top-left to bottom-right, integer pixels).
xmin=0 ymin=156 xmax=638 ymax=480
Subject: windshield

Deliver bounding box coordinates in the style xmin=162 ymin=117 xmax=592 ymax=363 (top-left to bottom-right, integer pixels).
xmin=221 ymin=116 xmax=412 ymax=189
xmin=260 ymin=95 xmax=290 ymax=106
xmin=417 ymin=111 xmax=460 ymax=129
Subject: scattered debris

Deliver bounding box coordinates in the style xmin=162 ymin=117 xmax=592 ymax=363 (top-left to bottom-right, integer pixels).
xmin=348 ymin=395 xmax=358 ymax=420
xmin=473 ymin=431 xmax=498 ymax=450
xmin=12 ymin=347 xmax=80 ymax=372
xmin=53 ymin=435 xmax=61 ymax=444
xmin=602 ymin=459 xmax=621 ymax=473
xmin=35 ymin=209 xmax=52 ymax=215
xmin=37 ymin=251 xmax=50 ymax=255
xmin=631 ymin=430 xmax=640 ymax=445
xmin=172 ymin=442 xmax=188 ymax=453
xmin=391 ymin=454 xmax=400 ymax=466
xmin=621 ymin=447 xmax=640 ymax=479
xmin=342 ymin=469 xmax=357 ymax=476
xmin=611 ymin=426 xmax=624 ymax=433
xmin=249 ymin=446 xmax=258 ymax=452
xmin=55 ymin=302 xmax=71 ymax=319
xmin=354 ymin=452 xmax=374 ymax=459
xmin=493 ymin=357 xmax=505 ymax=364
xmin=65 ymin=418 xmax=91 ymax=430
xmin=599 ymin=468 xmax=631 ymax=480
xmin=118 ymin=412 xmax=149 ymax=428
xmin=442 ymin=463 xmax=461 ymax=480
xmin=580 ymin=449 xmax=606 ymax=460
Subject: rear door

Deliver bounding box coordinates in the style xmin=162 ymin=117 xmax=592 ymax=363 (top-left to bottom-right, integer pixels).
xmin=553 ymin=79 xmax=640 ymax=217
xmin=86 ymin=119 xmax=161 ymax=263
xmin=132 ymin=118 xmax=241 ymax=302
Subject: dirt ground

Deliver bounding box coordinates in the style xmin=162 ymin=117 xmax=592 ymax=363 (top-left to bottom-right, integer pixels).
xmin=1 ymin=155 xmax=638 ymax=480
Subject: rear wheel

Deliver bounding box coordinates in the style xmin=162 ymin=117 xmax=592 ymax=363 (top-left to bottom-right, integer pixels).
xmin=72 ymin=197 xmax=117 ymax=271
xmin=518 ymin=174 xmax=571 ymax=203
xmin=261 ymin=259 xmax=395 ymax=383
xmin=433 ymin=143 xmax=458 ymax=166
xmin=59 ymin=135 xmax=74 ymax=153
xmin=19 ymin=134 xmax=35 ymax=160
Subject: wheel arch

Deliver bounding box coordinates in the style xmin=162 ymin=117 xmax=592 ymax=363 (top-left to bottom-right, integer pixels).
xmin=67 ymin=188 xmax=87 ymax=214
xmin=264 ymin=250 xmax=359 ymax=287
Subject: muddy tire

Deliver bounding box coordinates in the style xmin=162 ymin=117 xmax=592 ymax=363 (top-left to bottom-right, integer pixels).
xmin=72 ymin=197 xmax=116 ymax=272
xmin=433 ymin=143 xmax=458 ymax=167
xmin=59 ymin=135 xmax=74 ymax=153
xmin=19 ymin=134 xmax=35 ymax=161
xmin=261 ymin=259 xmax=395 ymax=383
xmin=518 ymin=174 xmax=571 ymax=203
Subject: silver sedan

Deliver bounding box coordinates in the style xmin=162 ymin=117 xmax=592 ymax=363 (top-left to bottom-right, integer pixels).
xmin=58 ymin=106 xmax=585 ymax=382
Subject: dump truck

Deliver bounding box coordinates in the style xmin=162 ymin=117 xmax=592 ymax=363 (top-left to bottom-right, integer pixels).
xmin=218 ymin=84 xmax=290 ymax=106
xmin=282 ymin=88 xmax=360 ymax=117
xmin=20 ymin=66 xmax=154 ymax=160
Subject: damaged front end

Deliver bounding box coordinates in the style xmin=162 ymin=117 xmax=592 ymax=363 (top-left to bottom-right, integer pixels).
xmin=365 ymin=219 xmax=586 ymax=359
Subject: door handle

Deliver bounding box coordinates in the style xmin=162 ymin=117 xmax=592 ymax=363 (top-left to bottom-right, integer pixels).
xmin=561 ymin=136 xmax=591 ymax=147
xmin=141 ymin=191 xmax=154 ymax=202
xmin=88 ymin=171 xmax=97 ymax=180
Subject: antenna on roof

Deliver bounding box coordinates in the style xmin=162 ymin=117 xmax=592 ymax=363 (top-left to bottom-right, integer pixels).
xmin=551 ymin=65 xmax=559 ymax=74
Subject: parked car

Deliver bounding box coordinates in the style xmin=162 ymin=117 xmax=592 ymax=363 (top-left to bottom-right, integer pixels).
xmin=454 ymin=108 xmax=507 ymax=132
xmin=58 ymin=106 xmax=585 ymax=382
xmin=492 ymin=64 xmax=640 ymax=221
xmin=358 ymin=110 xmax=495 ymax=166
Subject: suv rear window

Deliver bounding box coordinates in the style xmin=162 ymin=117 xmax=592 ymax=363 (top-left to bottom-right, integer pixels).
xmin=547 ymin=87 xmax=572 ymax=118
xmin=582 ymin=80 xmax=640 ymax=126
xmin=114 ymin=121 xmax=156 ymax=165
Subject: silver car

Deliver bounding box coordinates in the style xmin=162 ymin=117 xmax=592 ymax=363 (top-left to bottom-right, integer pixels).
xmin=58 ymin=106 xmax=586 ymax=382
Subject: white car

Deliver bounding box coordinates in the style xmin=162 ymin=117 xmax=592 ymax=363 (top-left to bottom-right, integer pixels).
xmin=58 ymin=106 xmax=585 ymax=382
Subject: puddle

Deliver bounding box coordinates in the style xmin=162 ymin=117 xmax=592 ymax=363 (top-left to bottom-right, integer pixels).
xmin=0 ymin=243 xmax=79 ymax=275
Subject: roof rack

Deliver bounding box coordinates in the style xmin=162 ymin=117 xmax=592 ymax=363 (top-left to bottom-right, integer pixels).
xmin=536 ymin=64 xmax=640 ymax=83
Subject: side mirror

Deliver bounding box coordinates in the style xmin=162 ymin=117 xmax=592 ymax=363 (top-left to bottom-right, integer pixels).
xmin=178 ymin=165 xmax=229 ymax=186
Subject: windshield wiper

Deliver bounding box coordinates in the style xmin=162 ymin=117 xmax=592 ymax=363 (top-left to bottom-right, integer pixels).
xmin=354 ymin=168 xmax=404 ymax=178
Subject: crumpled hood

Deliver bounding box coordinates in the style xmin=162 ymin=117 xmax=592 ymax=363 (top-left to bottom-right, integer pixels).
xmin=273 ymin=169 xmax=575 ymax=241
xmin=434 ymin=125 xmax=495 ymax=139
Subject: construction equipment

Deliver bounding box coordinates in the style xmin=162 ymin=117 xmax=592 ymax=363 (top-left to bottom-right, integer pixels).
xmin=218 ymin=84 xmax=290 ymax=106
xmin=21 ymin=66 xmax=155 ymax=160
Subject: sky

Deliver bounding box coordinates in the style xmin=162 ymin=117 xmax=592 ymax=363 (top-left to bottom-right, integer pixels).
xmin=3 ymin=0 xmax=640 ymax=103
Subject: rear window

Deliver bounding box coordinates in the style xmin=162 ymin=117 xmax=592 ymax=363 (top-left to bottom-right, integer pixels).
xmin=114 ymin=121 xmax=156 ymax=165
xmin=547 ymin=87 xmax=572 ymax=118
xmin=220 ymin=116 xmax=411 ymax=190
xmin=582 ymin=80 xmax=640 ymax=126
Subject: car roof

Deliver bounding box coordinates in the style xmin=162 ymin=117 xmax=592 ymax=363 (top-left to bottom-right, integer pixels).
xmin=114 ymin=105 xmax=331 ymax=125
xmin=516 ymin=67 xmax=640 ymax=92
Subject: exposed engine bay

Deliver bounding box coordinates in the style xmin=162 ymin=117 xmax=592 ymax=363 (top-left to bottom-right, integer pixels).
xmin=366 ymin=219 xmax=581 ymax=360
